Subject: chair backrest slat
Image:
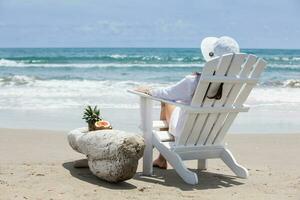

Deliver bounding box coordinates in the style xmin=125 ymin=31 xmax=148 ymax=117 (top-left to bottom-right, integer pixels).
xmin=196 ymin=53 xmax=247 ymax=146
xmin=175 ymin=53 xmax=267 ymax=147
xmin=176 ymin=58 xmax=219 ymax=145
xmin=213 ymin=58 xmax=267 ymax=144
xmin=205 ymin=54 xmax=258 ymax=145
xmin=186 ymin=54 xmax=234 ymax=146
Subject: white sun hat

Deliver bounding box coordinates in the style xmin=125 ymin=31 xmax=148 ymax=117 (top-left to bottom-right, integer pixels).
xmin=201 ymin=36 xmax=240 ymax=62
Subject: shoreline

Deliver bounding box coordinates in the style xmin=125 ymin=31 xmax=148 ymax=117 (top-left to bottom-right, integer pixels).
xmin=1 ymin=106 xmax=300 ymax=134
xmin=0 ymin=128 xmax=299 ymax=199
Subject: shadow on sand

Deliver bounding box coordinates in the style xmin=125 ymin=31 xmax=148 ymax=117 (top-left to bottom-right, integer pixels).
xmin=133 ymin=167 xmax=245 ymax=191
xmin=63 ymin=159 xmax=245 ymax=191
xmin=62 ymin=161 xmax=137 ymax=190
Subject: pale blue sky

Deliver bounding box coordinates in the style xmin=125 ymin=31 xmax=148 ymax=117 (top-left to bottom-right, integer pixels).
xmin=0 ymin=0 xmax=299 ymax=48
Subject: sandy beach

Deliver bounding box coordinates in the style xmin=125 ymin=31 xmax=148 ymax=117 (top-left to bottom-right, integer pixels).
xmin=0 ymin=128 xmax=299 ymax=200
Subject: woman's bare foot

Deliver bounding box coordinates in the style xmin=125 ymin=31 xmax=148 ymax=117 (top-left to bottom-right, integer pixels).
xmin=153 ymin=154 xmax=167 ymax=169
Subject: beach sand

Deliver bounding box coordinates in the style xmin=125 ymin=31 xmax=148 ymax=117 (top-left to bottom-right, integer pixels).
xmin=0 ymin=128 xmax=299 ymax=200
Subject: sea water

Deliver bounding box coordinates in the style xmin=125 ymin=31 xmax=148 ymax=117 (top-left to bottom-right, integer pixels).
xmin=0 ymin=48 xmax=299 ymax=133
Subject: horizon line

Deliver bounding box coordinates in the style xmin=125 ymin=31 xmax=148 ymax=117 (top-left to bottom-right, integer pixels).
xmin=0 ymin=47 xmax=299 ymax=50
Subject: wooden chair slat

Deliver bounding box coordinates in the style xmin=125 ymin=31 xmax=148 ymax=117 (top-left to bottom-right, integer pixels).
xmin=186 ymin=54 xmax=233 ymax=145
xmin=177 ymin=58 xmax=219 ymax=145
xmin=206 ymin=54 xmax=257 ymax=145
xmin=213 ymin=58 xmax=267 ymax=144
xmin=198 ymin=54 xmax=247 ymax=145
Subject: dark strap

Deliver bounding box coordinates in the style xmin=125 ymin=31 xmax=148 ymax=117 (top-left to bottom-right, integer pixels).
xmin=204 ymin=71 xmax=224 ymax=100
xmin=207 ymin=83 xmax=223 ymax=100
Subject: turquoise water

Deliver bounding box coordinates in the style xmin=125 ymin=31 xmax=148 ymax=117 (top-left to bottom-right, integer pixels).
xmin=0 ymin=48 xmax=300 ymax=84
xmin=0 ymin=48 xmax=299 ymax=133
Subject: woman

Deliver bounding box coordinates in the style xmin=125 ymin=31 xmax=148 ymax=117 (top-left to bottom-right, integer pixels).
xmin=135 ymin=36 xmax=240 ymax=169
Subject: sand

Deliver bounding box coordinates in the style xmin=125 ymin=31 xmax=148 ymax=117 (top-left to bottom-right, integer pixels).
xmin=0 ymin=128 xmax=299 ymax=200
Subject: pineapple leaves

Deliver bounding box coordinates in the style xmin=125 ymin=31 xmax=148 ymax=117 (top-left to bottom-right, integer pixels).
xmin=82 ymin=105 xmax=102 ymax=123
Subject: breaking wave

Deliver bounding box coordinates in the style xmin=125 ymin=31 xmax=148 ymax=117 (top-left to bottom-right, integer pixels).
xmin=0 ymin=58 xmax=203 ymax=68
xmin=1 ymin=75 xmax=300 ymax=89
xmin=283 ymin=79 xmax=300 ymax=88
xmin=1 ymin=57 xmax=299 ymax=71
xmin=0 ymin=75 xmax=37 ymax=86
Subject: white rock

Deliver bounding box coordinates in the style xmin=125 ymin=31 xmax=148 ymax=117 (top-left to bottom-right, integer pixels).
xmin=68 ymin=128 xmax=145 ymax=182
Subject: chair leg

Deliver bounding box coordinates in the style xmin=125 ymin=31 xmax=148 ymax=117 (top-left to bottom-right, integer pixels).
xmin=152 ymin=134 xmax=198 ymax=184
xmin=140 ymin=97 xmax=153 ymax=176
xmin=220 ymin=148 xmax=249 ymax=178
xmin=143 ymin=144 xmax=153 ymax=176
xmin=197 ymin=159 xmax=207 ymax=170
xmin=167 ymin=153 xmax=198 ymax=185
xmin=157 ymin=148 xmax=197 ymax=184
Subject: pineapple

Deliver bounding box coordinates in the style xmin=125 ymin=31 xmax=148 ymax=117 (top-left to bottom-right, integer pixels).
xmin=82 ymin=105 xmax=102 ymax=131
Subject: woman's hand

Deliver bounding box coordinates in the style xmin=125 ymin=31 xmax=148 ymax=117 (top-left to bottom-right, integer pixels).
xmin=134 ymin=86 xmax=151 ymax=95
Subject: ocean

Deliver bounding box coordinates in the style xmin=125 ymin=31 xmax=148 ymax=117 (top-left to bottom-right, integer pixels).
xmin=0 ymin=48 xmax=299 ymax=133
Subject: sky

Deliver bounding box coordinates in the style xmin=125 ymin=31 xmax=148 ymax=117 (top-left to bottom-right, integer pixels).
xmin=0 ymin=0 xmax=299 ymax=48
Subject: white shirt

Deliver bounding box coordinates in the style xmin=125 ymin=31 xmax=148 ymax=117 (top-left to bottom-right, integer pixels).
xmin=150 ymin=74 xmax=201 ymax=138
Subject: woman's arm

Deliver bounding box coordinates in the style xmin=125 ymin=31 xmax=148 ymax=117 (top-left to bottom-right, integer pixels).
xmin=150 ymin=74 xmax=200 ymax=102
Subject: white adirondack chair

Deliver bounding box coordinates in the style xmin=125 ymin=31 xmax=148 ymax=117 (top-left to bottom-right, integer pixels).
xmin=128 ymin=53 xmax=267 ymax=185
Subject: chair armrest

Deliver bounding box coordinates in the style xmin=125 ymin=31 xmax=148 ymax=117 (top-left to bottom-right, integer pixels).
xmin=127 ymin=89 xmax=249 ymax=114
xmin=127 ymin=89 xmax=189 ymax=108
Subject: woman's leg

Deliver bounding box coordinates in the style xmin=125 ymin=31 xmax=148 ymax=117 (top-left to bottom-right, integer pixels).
xmin=153 ymin=103 xmax=176 ymax=169
xmin=159 ymin=103 xmax=176 ymax=126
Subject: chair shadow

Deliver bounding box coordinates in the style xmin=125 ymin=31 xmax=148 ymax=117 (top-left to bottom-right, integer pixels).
xmin=63 ymin=160 xmax=244 ymax=191
xmin=133 ymin=167 xmax=245 ymax=191
xmin=62 ymin=161 xmax=137 ymax=190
